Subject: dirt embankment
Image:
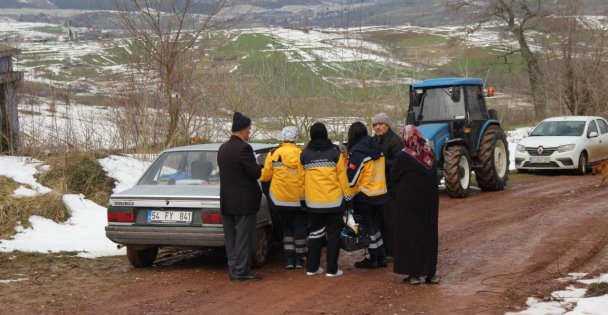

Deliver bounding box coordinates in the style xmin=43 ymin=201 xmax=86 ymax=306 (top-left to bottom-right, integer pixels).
xmin=1 ymin=173 xmax=607 ymax=314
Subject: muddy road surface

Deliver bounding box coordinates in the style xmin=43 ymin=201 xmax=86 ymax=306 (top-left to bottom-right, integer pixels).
xmin=1 ymin=173 xmax=607 ymax=314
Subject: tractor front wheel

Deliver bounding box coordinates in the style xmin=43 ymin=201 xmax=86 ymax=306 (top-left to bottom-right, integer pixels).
xmin=443 ymin=145 xmax=471 ymax=198
xmin=476 ymin=125 xmax=509 ymax=191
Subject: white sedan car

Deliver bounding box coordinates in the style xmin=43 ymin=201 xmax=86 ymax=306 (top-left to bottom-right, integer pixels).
xmin=514 ymin=116 xmax=608 ymax=174
xmin=105 ymin=143 xmax=277 ymax=268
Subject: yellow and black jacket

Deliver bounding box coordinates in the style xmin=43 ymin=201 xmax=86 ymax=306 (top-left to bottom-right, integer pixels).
xmin=300 ymin=145 xmax=353 ymax=212
xmin=346 ymin=136 xmax=389 ymax=205
xmin=260 ymin=143 xmax=305 ymax=208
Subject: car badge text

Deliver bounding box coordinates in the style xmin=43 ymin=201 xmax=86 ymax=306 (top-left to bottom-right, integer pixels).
xmin=166 ymin=200 xmax=170 ymax=205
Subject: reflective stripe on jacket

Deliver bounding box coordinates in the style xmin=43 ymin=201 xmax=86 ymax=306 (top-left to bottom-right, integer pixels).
xmin=347 ymin=136 xmax=389 ymax=205
xmin=260 ymin=143 xmax=304 ymax=208
xmin=300 ymin=145 xmax=353 ymax=212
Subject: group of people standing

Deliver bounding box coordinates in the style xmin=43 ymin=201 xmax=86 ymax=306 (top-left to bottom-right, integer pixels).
xmin=217 ymin=111 xmax=440 ymax=285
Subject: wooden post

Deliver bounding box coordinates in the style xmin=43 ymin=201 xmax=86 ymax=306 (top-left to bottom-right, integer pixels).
xmin=0 ymin=45 xmax=24 ymax=153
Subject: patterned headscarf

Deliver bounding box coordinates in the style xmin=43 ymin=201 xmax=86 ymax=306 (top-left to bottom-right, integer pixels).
xmin=400 ymin=125 xmax=435 ymax=170
xmin=281 ymin=126 xmax=298 ymax=142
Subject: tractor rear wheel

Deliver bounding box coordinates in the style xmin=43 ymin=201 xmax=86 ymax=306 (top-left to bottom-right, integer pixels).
xmin=443 ymin=145 xmax=471 ymax=198
xmin=476 ymin=125 xmax=509 ymax=191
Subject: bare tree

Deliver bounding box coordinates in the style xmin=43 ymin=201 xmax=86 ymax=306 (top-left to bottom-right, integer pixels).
xmin=114 ymin=0 xmax=227 ymax=148
xmin=448 ymin=0 xmax=549 ymax=120
xmin=540 ymin=0 xmax=608 ymax=116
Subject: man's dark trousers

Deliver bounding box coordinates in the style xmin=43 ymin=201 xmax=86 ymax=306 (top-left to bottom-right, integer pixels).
xmin=223 ymin=213 xmax=257 ymax=277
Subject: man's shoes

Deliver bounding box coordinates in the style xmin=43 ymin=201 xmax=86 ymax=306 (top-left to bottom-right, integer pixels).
xmin=306 ymin=267 xmax=324 ymax=276
xmin=326 ymin=269 xmax=343 ymax=277
xmin=354 ymin=258 xmax=378 ymax=269
xmin=230 ymin=274 xmax=262 ymax=282
xmin=426 ymin=275 xmax=440 ymax=284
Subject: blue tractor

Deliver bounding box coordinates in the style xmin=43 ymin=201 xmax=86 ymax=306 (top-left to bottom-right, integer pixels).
xmin=406 ymin=78 xmax=509 ymax=197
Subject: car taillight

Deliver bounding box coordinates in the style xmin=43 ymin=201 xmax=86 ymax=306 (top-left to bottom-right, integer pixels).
xmin=108 ymin=212 xmax=135 ymax=223
xmin=202 ymin=213 xmax=222 ymax=224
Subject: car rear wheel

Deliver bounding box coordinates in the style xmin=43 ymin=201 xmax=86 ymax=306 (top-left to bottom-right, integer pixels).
xmin=252 ymin=227 xmax=270 ymax=267
xmin=577 ymin=152 xmax=588 ymax=175
xmin=126 ymin=246 xmax=158 ymax=268
xmin=443 ymin=145 xmax=471 ymax=198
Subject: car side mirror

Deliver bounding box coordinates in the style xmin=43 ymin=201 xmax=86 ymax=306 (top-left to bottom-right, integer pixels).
xmin=588 ymin=131 xmax=599 ymax=138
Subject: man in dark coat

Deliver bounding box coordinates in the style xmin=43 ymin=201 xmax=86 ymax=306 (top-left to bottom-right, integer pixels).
xmin=372 ymin=112 xmax=403 ymax=259
xmin=217 ymin=112 xmax=262 ymax=281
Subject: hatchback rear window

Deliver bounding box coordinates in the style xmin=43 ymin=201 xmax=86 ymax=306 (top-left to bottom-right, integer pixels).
xmin=138 ymin=151 xmax=219 ymax=185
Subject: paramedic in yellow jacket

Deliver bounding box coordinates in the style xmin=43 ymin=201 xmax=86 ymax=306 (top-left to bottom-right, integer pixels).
xmin=301 ymin=122 xmax=353 ymax=277
xmin=346 ymin=121 xmax=389 ymax=269
xmin=260 ymin=126 xmax=306 ymax=269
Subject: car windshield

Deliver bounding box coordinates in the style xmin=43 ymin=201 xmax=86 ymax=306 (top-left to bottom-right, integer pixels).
xmin=529 ymin=121 xmax=585 ymax=137
xmin=138 ymin=151 xmax=219 ymax=185
xmin=413 ymin=87 xmax=466 ymax=121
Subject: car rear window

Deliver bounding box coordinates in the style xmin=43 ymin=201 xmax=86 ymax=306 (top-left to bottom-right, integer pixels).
xmin=138 ymin=151 xmax=219 ymax=185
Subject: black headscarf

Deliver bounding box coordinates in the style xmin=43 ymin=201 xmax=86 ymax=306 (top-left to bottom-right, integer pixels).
xmin=347 ymin=121 xmax=368 ymax=150
xmin=307 ymin=122 xmax=334 ymax=151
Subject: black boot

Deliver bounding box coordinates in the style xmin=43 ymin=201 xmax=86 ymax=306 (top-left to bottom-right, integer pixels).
xmin=354 ymin=258 xmax=378 ymax=269
xmin=376 ymin=246 xmax=387 ymax=267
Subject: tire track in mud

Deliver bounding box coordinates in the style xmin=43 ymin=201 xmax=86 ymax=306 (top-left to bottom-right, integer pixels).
xmin=436 ymin=174 xmax=608 ymax=311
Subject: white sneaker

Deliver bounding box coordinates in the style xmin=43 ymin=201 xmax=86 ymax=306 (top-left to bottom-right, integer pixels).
xmin=326 ymin=269 xmax=343 ymax=277
xmin=306 ymin=267 xmax=324 ymax=276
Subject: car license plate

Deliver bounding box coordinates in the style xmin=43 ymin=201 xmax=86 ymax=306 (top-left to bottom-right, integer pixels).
xmin=530 ymin=156 xmax=551 ymax=163
xmin=147 ymin=210 xmax=193 ymax=224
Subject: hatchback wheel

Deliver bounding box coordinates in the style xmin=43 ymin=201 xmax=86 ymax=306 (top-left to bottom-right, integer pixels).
xmin=252 ymin=227 xmax=270 ymax=267
xmin=127 ymin=246 xmax=158 ymax=268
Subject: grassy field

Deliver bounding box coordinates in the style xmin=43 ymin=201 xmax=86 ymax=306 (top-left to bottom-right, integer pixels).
xmin=8 ymin=22 xmax=536 ymax=132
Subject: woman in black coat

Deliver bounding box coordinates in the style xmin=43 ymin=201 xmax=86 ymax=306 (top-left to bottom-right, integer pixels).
xmin=391 ymin=125 xmax=439 ymax=285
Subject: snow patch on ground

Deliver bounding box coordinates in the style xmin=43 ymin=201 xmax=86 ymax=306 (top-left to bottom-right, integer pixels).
xmin=506 ymin=273 xmax=608 ymax=315
xmin=0 ymin=156 xmax=51 ymax=196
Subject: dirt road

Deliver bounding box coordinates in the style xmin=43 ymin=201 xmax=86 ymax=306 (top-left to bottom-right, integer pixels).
xmin=1 ymin=173 xmax=607 ymax=314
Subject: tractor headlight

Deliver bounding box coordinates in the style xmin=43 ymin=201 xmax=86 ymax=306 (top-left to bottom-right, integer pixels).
xmin=516 ymin=144 xmax=526 ymax=153
xmin=557 ymin=144 xmax=575 ymax=152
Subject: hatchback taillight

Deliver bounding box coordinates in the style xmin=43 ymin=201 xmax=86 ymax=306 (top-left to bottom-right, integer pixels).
xmin=202 ymin=213 xmax=222 ymax=224
xmin=108 ymin=212 xmax=135 ymax=223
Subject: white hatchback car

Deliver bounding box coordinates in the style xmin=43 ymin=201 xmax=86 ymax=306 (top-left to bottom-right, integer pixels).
xmin=514 ymin=116 xmax=608 ymax=174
